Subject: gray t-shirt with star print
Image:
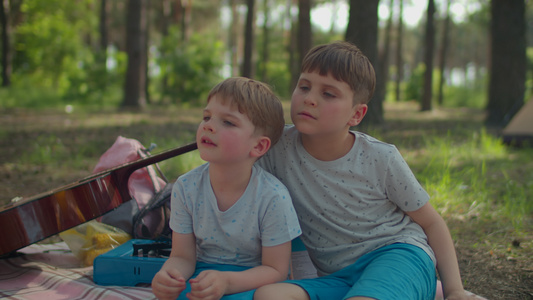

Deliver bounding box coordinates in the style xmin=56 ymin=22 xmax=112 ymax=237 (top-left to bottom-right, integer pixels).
xmin=257 ymin=125 xmax=436 ymax=276
xmin=170 ymin=163 xmax=301 ymax=267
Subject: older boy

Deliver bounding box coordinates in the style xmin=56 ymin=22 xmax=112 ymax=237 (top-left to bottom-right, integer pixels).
xmin=255 ymin=42 xmax=473 ymax=300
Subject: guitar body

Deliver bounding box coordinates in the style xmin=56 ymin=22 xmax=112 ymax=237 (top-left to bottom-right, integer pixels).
xmin=0 ymin=142 xmax=197 ymax=256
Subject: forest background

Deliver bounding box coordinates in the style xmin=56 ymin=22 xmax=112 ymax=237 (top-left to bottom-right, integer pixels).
xmin=0 ymin=0 xmax=532 ymax=299
xmin=1 ymin=0 xmax=531 ymax=124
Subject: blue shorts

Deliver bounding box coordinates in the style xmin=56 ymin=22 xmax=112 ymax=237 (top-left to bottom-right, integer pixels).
xmin=285 ymin=243 xmax=437 ymax=300
xmin=177 ymin=262 xmax=255 ymax=300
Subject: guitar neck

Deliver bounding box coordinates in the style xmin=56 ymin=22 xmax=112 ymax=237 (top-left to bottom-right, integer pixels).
xmin=83 ymin=142 xmax=198 ymax=183
xmin=128 ymin=142 xmax=198 ymax=170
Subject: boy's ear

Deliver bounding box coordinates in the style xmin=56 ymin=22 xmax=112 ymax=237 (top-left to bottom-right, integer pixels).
xmin=348 ymin=104 xmax=368 ymax=126
xmin=250 ymin=136 xmax=271 ymax=158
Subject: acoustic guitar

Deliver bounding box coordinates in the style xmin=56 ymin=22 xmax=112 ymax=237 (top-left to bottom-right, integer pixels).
xmin=0 ymin=142 xmax=197 ymax=256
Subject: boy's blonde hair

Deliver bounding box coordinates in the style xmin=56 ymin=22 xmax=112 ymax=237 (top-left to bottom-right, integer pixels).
xmin=301 ymin=41 xmax=376 ymax=105
xmin=207 ymin=77 xmax=285 ymax=146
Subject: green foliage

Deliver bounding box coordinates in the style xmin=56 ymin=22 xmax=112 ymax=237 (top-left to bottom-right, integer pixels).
xmin=312 ymin=30 xmax=344 ymax=46
xmin=0 ymin=0 xmax=128 ymax=109
xmin=430 ymin=67 xmax=488 ymax=109
xmin=0 ymin=83 xmax=63 ymax=108
xmin=263 ymin=60 xmax=292 ymax=99
xmin=439 ymin=83 xmax=487 ymax=109
xmin=62 ymin=47 xmax=127 ymax=107
xmin=14 ymin=0 xmax=98 ymax=94
xmin=153 ymin=28 xmax=225 ymax=106
xmin=403 ymin=63 xmax=425 ymax=102
xmin=255 ymin=26 xmax=292 ymax=99
xmin=401 ymin=63 xmax=488 ymax=109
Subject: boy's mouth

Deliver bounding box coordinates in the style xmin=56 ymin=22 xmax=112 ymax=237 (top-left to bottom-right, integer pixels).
xmin=298 ymin=111 xmax=316 ymax=120
xmin=200 ymin=136 xmax=216 ymax=146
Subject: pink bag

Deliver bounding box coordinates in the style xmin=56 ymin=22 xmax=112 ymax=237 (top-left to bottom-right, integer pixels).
xmin=94 ymin=136 xmax=167 ymax=235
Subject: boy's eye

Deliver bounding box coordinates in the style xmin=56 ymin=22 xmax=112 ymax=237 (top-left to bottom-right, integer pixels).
xmin=203 ymin=116 xmax=210 ymax=122
xmin=223 ymin=120 xmax=235 ymax=126
xmin=323 ymin=92 xmax=336 ymax=98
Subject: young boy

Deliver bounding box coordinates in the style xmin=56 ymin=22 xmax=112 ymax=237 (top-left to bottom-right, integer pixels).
xmin=255 ymin=41 xmax=474 ymax=300
xmin=152 ymin=77 xmax=301 ymax=300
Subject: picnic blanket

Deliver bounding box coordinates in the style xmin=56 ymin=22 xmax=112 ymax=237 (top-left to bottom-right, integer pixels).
xmin=0 ymin=242 xmax=486 ymax=300
xmin=0 ymin=242 xmax=155 ymax=300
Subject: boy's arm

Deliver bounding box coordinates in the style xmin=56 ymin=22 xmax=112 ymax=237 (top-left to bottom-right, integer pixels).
xmin=228 ymin=241 xmax=292 ymax=292
xmin=187 ymin=241 xmax=292 ymax=298
xmin=406 ymin=203 xmax=471 ymax=300
xmin=152 ymin=231 xmax=196 ymax=300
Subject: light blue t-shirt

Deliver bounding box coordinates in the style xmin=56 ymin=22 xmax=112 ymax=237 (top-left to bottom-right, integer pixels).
xmin=170 ymin=163 xmax=301 ymax=267
xmin=258 ymin=125 xmax=435 ymax=276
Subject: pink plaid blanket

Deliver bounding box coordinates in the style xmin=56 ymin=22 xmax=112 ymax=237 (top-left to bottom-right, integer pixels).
xmin=0 ymin=242 xmax=155 ymax=300
xmin=1 ymin=242 xmax=486 ymax=300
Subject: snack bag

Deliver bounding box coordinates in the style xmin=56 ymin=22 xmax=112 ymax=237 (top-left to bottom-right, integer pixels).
xmin=60 ymin=220 xmax=131 ymax=266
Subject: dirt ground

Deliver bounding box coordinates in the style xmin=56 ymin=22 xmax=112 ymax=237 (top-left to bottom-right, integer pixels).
xmin=0 ymin=104 xmax=531 ymax=299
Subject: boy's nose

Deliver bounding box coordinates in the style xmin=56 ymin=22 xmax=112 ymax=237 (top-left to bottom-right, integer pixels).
xmin=303 ymin=95 xmax=317 ymax=107
xmin=203 ymin=121 xmax=215 ymax=132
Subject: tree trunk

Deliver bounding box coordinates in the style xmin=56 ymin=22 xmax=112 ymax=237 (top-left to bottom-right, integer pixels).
xmin=486 ymin=0 xmax=526 ymax=126
xmin=395 ymin=0 xmax=403 ymax=102
xmin=421 ymin=0 xmax=435 ymax=111
xmin=97 ymin=0 xmax=109 ymax=100
xmin=0 ymin=0 xmax=12 ymax=87
xmin=242 ymin=0 xmax=255 ymax=78
xmin=229 ymin=0 xmax=240 ymax=77
xmin=297 ymin=0 xmax=312 ymax=70
xmin=159 ymin=0 xmax=171 ymax=99
xmin=288 ymin=0 xmax=299 ymax=94
xmin=181 ymin=0 xmax=192 ymax=42
xmin=376 ymin=0 xmax=394 ymax=110
xmin=143 ymin=0 xmax=151 ymax=104
xmin=437 ymin=0 xmax=450 ymax=106
xmin=122 ymin=0 xmax=148 ymax=109
xmin=345 ymin=0 xmax=382 ymax=126
xmin=99 ymin=0 xmax=108 ymax=53
xmin=261 ymin=0 xmax=270 ymax=82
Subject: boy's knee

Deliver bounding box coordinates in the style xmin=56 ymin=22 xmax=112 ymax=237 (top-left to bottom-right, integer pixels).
xmin=254 ymin=283 xmax=309 ymax=300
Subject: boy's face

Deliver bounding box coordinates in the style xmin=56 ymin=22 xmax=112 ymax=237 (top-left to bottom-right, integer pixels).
xmin=291 ymin=71 xmax=367 ymax=137
xmin=197 ymin=95 xmax=265 ymax=164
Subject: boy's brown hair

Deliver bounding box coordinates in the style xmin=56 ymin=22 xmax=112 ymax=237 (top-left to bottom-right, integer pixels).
xmin=207 ymin=77 xmax=285 ymax=146
xmin=301 ymin=41 xmax=376 ymax=105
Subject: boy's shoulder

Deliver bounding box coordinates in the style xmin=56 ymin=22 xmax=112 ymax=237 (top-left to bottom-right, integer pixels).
xmin=351 ymin=131 xmax=401 ymax=160
xmin=253 ymin=164 xmax=289 ymax=191
xmin=353 ymin=131 xmax=396 ymax=149
xmin=177 ymin=163 xmax=209 ymax=182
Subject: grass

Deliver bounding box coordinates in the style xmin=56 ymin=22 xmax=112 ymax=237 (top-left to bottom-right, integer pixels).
xmin=410 ymin=129 xmax=531 ymax=230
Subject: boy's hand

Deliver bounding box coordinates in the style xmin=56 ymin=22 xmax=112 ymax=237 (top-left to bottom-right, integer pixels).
xmin=187 ymin=270 xmax=229 ymax=300
xmin=151 ymin=268 xmax=187 ymax=300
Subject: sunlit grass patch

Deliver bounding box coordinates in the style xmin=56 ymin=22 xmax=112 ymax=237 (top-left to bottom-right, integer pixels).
xmin=396 ymin=128 xmax=532 ymax=230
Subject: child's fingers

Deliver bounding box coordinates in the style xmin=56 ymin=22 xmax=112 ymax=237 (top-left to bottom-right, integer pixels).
xmin=167 ymin=268 xmax=185 ymax=282
xmin=152 ymin=270 xmax=187 ymax=300
xmin=156 ymin=269 xmax=185 ymax=286
xmin=187 ymin=271 xmax=225 ymax=299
